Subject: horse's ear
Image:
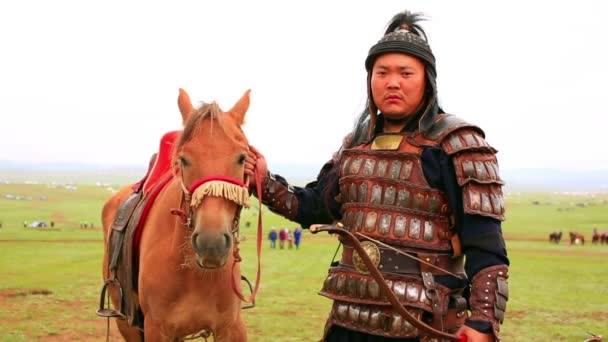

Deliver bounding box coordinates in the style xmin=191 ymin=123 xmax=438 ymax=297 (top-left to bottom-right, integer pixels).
xmin=228 ymin=89 xmax=251 ymax=126
xmin=178 ymin=88 xmax=195 ymax=125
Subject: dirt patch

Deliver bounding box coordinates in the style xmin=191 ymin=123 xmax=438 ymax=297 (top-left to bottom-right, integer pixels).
xmin=51 ymin=211 xmax=66 ymax=224
xmin=39 ymin=318 xmax=124 ymax=342
xmin=0 ymin=288 xmax=53 ymax=298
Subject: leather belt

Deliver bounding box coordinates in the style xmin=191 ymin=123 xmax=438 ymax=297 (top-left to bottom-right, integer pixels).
xmin=341 ymin=244 xmax=464 ymax=276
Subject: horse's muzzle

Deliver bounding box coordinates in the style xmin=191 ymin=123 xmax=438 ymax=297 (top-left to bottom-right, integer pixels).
xmin=191 ymin=231 xmax=232 ymax=268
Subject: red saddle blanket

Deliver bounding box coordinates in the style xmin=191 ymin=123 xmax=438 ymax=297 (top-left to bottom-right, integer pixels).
xmin=131 ymin=130 xmax=180 ymax=253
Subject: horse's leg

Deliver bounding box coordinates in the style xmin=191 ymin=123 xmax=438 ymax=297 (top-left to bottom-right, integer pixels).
xmin=115 ymin=319 xmax=143 ymax=342
xmin=215 ymin=317 xmax=247 ymax=342
xmin=143 ymin=317 xmax=176 ymax=342
xmin=106 ymin=286 xmax=143 ymax=342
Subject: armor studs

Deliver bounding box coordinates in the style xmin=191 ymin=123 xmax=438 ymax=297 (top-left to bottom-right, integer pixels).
xmin=413 ymin=193 xmax=425 ymax=210
xmin=359 ymin=307 xmax=370 ymax=325
xmin=379 ymin=214 xmax=391 ymax=235
xmin=469 ymin=189 xmax=481 ymax=210
xmin=363 ymin=159 xmax=376 ymax=176
xmin=355 ymin=211 xmax=364 ymax=231
xmin=428 ymin=197 xmax=440 ymax=214
xmin=346 ymin=276 xmax=358 ymax=297
xmin=393 ymin=281 xmax=406 ymax=301
xmin=371 ymin=185 xmax=382 ymax=204
xmin=368 ymin=280 xmax=380 ymax=299
xmin=475 ymin=161 xmax=487 ymax=180
xmin=397 ymin=189 xmax=410 ymax=207
xmin=401 ymin=160 xmax=413 ymax=180
xmin=394 ymin=216 xmax=407 ymax=237
xmin=341 ymin=157 xmax=351 ymax=176
xmin=358 ymin=183 xmax=368 ymax=202
xmin=462 ymin=160 xmax=475 ymax=179
xmin=350 ymin=158 xmax=363 ymax=175
xmin=376 ymin=160 xmax=388 ymax=177
xmin=423 ymin=221 xmax=434 ymax=241
xmin=449 ymin=135 xmax=463 ymax=150
xmin=409 ymin=219 xmax=421 ymax=239
xmin=358 ymin=278 xmax=368 ymax=299
xmin=369 ymin=310 xmax=380 ymax=329
xmin=336 ymin=274 xmax=346 ymax=294
xmin=348 ymin=304 xmax=360 ymax=322
xmin=406 ymin=284 xmax=419 ymax=302
xmin=463 ymin=133 xmax=479 ymax=147
xmin=391 ymin=314 xmax=403 ymax=333
xmin=481 ymin=193 xmax=492 ymax=213
xmin=349 ymin=183 xmax=357 ymax=203
xmin=402 ymin=318 xmax=414 ymax=333
xmin=336 ymin=303 xmax=348 ymax=321
xmin=485 ymin=160 xmax=497 ymax=179
xmin=365 ymin=212 xmax=377 ymax=232
xmin=390 ymin=160 xmax=402 ymax=179
xmin=383 ymin=186 xmax=396 ymax=205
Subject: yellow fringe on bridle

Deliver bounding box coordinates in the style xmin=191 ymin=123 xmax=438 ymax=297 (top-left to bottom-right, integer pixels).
xmin=190 ymin=180 xmax=250 ymax=208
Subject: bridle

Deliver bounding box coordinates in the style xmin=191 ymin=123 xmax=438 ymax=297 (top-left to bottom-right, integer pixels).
xmin=170 ymin=168 xmax=263 ymax=305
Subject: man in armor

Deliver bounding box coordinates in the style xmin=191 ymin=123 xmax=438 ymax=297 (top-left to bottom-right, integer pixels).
xmin=246 ymin=10 xmax=509 ymax=342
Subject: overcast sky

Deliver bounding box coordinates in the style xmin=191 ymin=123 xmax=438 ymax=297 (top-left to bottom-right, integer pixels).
xmin=1 ymin=0 xmax=607 ymax=172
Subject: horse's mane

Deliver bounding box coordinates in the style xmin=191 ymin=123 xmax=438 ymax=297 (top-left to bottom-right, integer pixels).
xmin=178 ymin=101 xmax=224 ymax=148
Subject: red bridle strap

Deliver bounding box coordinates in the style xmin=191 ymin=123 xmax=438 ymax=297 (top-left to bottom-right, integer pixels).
xmin=231 ymin=168 xmax=263 ymax=304
xmin=188 ymin=175 xmax=246 ymax=195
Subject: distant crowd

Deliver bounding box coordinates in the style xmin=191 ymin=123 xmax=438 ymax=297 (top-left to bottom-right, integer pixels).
xmin=267 ymin=227 xmax=302 ymax=249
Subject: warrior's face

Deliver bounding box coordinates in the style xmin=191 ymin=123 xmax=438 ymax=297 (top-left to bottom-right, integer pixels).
xmin=370 ymin=53 xmax=426 ymax=124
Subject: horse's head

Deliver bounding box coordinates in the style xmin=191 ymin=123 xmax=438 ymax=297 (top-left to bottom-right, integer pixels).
xmin=174 ymin=88 xmax=251 ymax=269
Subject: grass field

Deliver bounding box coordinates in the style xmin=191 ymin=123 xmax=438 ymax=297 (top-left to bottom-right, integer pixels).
xmin=1 ymin=183 xmax=607 ymax=341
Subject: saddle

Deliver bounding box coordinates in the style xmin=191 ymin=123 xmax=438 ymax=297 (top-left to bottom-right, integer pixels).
xmin=97 ymin=131 xmax=178 ymax=329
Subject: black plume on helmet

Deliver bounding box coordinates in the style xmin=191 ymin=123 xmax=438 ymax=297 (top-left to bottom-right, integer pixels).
xmin=363 ymin=10 xmax=440 ymax=137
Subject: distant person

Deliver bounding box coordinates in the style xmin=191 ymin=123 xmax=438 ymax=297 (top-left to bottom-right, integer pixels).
xmin=23 ymin=221 xmax=28 ymax=228
xmin=245 ymin=10 xmax=510 ymax=341
xmin=278 ymin=228 xmax=287 ymax=249
xmin=50 ymin=221 xmax=54 ymax=228
xmin=268 ymin=227 xmax=278 ymax=249
xmin=287 ymin=228 xmax=293 ymax=249
xmin=293 ymin=227 xmax=302 ymax=249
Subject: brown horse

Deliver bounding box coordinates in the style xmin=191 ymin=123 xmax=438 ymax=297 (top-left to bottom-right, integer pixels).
xmin=102 ymin=89 xmax=253 ymax=341
xmin=569 ymin=231 xmax=585 ymax=245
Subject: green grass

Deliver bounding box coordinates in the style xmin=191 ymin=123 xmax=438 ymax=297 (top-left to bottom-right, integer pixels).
xmin=1 ymin=184 xmax=607 ymax=341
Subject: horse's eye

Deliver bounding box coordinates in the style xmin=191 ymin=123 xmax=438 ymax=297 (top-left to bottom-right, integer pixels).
xmin=238 ymin=154 xmax=246 ymax=165
xmin=180 ymin=156 xmax=190 ymax=167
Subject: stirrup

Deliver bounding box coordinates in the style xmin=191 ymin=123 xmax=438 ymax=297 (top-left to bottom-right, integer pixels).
xmin=241 ymin=275 xmax=255 ymax=310
xmin=96 ymin=278 xmax=127 ymax=319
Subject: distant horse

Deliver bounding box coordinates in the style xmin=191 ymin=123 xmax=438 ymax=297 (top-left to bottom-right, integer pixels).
xmin=101 ymin=89 xmax=254 ymax=341
xmin=592 ymin=229 xmax=600 ymax=244
xmin=569 ymin=231 xmax=585 ymax=245
xmin=549 ymin=231 xmax=562 ymax=244
xmin=602 ymin=232 xmax=608 ymax=245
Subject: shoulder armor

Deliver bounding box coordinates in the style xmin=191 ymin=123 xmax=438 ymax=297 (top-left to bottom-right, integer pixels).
xmin=425 ymin=113 xmax=483 ymax=141
xmin=439 ymin=120 xmax=506 ymax=220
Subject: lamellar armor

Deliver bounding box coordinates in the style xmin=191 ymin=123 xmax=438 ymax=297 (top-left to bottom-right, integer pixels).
xmin=316 ymin=114 xmax=507 ymax=339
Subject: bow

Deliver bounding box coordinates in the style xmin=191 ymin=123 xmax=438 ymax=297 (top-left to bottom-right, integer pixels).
xmin=310 ymin=223 xmax=466 ymax=342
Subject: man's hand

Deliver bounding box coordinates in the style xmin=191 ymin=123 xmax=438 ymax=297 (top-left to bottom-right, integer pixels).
xmin=245 ymin=145 xmax=268 ymax=189
xmin=455 ymin=325 xmax=494 ymax=342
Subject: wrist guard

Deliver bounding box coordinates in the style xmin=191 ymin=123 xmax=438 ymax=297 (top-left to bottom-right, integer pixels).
xmin=468 ymin=265 xmax=509 ymax=339
xmin=260 ymin=172 xmax=299 ymax=221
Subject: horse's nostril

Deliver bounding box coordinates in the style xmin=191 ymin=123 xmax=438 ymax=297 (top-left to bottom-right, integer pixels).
xmin=191 ymin=232 xmax=201 ymax=251
xmin=224 ymin=232 xmax=231 ymax=248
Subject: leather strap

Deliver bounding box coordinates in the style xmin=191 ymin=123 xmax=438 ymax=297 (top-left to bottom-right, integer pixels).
xmin=341 ymin=245 xmax=464 ymax=276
